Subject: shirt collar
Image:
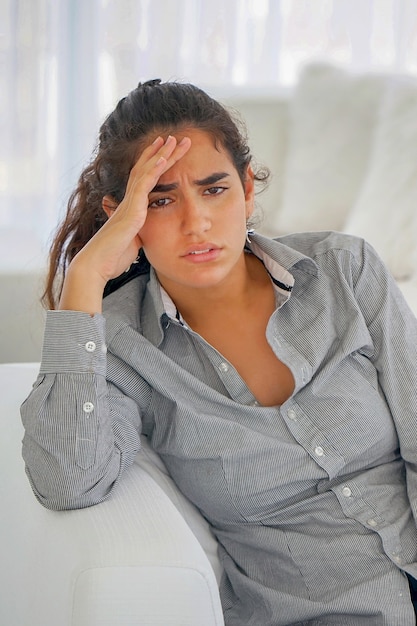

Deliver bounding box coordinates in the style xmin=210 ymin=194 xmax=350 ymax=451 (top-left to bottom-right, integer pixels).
xmin=247 ymin=231 xmax=319 ymax=278
xmin=160 ymin=282 xmax=184 ymax=323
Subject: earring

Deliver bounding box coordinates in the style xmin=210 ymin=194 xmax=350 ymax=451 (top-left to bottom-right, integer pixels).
xmin=246 ymin=228 xmax=255 ymax=244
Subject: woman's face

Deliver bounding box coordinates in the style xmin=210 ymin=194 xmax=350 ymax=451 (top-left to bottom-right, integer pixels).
xmin=139 ymin=128 xmax=255 ymax=298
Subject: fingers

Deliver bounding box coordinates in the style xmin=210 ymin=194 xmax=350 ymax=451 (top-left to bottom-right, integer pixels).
xmin=104 ymin=134 xmax=192 ymax=228
xmin=119 ymin=134 xmax=190 ymax=217
xmin=156 ymin=134 xmax=192 ymax=169
xmin=131 ymin=134 xmax=191 ymax=182
xmin=87 ymin=134 xmax=191 ymax=283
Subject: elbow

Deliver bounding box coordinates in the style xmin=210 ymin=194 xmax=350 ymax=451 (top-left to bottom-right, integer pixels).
xmin=23 ymin=454 xmax=120 ymax=511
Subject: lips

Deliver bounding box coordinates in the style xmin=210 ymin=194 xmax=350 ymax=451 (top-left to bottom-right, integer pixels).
xmin=182 ymin=244 xmax=221 ymax=262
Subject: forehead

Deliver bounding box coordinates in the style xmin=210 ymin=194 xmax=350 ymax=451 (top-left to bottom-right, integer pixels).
xmin=157 ymin=128 xmax=236 ymax=181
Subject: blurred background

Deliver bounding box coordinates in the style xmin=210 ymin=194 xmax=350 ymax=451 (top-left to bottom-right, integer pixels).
xmin=2 ymin=0 xmax=417 ymax=271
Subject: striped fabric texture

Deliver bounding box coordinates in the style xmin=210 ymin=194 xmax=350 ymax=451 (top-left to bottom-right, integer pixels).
xmin=21 ymin=231 xmax=417 ymax=625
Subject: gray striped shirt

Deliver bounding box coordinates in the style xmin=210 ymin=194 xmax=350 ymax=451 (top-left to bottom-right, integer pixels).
xmin=21 ymin=231 xmax=417 ymax=625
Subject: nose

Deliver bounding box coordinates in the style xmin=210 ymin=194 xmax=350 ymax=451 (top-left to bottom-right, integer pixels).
xmin=180 ymin=197 xmax=211 ymax=235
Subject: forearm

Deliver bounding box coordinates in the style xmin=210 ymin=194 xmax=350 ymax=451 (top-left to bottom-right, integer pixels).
xmin=58 ymin=256 xmax=107 ymax=315
xmin=20 ymin=310 xmax=141 ymax=510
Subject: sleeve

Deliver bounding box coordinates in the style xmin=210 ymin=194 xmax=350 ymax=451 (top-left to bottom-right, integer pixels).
xmin=352 ymin=239 xmax=417 ymax=502
xmin=20 ymin=310 xmax=143 ymax=511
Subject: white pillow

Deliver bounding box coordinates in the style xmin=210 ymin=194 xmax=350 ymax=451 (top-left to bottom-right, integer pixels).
xmin=344 ymin=76 xmax=417 ymax=280
xmin=276 ymin=63 xmax=387 ymax=233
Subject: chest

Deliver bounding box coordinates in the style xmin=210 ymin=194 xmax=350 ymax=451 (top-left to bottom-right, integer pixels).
xmin=211 ymin=324 xmax=295 ymax=406
xmin=189 ymin=295 xmax=294 ymax=406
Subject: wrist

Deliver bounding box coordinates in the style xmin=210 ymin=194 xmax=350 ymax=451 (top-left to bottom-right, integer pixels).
xmin=59 ymin=258 xmax=107 ymax=315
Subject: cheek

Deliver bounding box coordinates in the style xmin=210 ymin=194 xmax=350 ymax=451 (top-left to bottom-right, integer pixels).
xmin=140 ymin=217 xmax=173 ymax=260
xmin=139 ymin=214 xmax=163 ymax=246
xmin=230 ymin=201 xmax=250 ymax=230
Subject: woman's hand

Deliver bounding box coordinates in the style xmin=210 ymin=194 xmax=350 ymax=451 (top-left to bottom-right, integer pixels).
xmin=59 ymin=135 xmax=191 ymax=314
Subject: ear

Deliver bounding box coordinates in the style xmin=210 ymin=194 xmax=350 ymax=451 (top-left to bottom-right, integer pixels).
xmin=102 ymin=195 xmax=119 ymax=219
xmin=244 ymin=165 xmax=255 ymax=220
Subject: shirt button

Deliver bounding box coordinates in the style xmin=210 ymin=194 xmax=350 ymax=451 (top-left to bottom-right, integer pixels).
xmin=341 ymin=486 xmax=352 ymax=498
xmin=83 ymin=402 xmax=94 ymax=414
xmin=367 ymin=518 xmax=378 ymax=528
xmin=287 ymin=409 xmax=297 ymax=421
xmin=314 ymin=446 xmax=324 ymax=457
xmin=85 ymin=341 xmax=96 ymax=352
xmin=219 ymin=362 xmax=229 ymax=373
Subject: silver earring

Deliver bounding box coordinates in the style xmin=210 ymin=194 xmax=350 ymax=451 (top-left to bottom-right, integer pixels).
xmin=246 ymin=228 xmax=254 ymax=244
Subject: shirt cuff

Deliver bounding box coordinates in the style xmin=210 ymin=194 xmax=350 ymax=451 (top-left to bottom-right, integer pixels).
xmin=40 ymin=310 xmax=107 ymax=376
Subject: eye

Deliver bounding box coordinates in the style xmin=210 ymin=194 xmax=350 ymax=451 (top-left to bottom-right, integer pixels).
xmin=148 ymin=197 xmax=172 ymax=209
xmin=203 ymin=186 xmax=227 ymax=196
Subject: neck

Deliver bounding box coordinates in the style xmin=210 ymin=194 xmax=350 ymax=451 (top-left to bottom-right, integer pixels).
xmin=159 ymin=252 xmax=269 ymax=327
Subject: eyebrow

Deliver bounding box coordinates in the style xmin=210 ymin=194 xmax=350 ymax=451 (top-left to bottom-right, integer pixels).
xmin=151 ymin=172 xmax=230 ymax=193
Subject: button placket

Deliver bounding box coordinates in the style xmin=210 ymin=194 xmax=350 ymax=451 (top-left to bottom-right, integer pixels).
xmin=280 ymin=401 xmax=346 ymax=478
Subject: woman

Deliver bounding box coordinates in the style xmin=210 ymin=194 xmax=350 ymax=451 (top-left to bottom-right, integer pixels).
xmin=21 ymin=79 xmax=417 ymax=625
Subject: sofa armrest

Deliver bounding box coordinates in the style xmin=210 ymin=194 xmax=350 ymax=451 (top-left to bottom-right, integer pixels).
xmin=0 ymin=363 xmax=224 ymax=626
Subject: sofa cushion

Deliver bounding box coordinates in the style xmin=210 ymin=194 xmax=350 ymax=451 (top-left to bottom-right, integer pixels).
xmin=276 ymin=63 xmax=386 ymax=233
xmin=344 ymin=76 xmax=417 ymax=279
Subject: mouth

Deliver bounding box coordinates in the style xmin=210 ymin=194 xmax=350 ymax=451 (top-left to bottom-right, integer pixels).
xmin=182 ymin=244 xmax=221 ymax=263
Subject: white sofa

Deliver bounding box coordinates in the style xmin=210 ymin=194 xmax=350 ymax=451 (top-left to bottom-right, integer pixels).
xmin=3 ymin=63 xmax=417 ymax=625
xmin=1 ymin=362 xmax=225 ymax=626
